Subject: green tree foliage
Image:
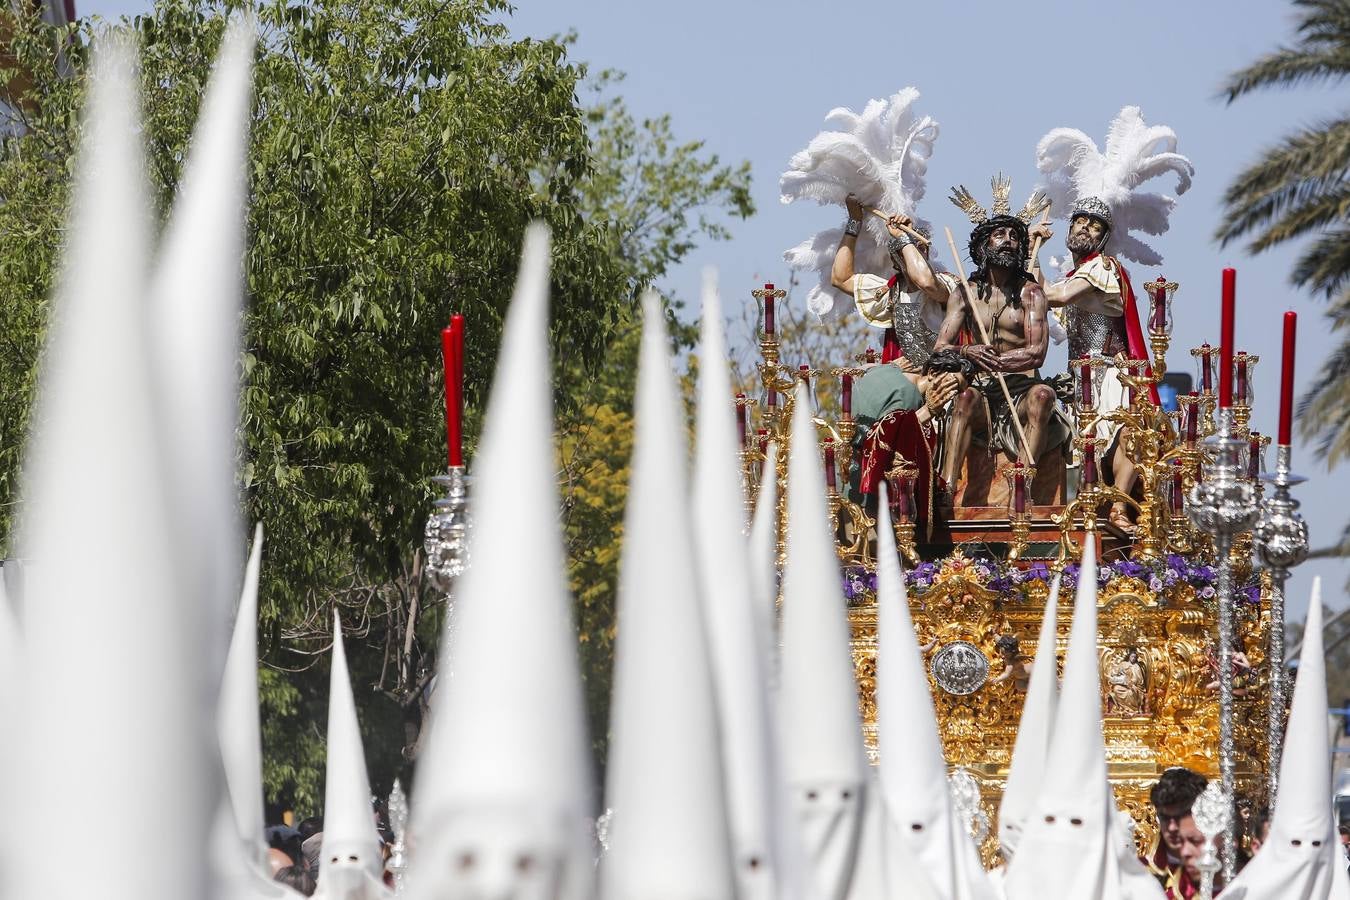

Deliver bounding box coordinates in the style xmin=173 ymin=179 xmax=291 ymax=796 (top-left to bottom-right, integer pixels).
xmin=0 ymin=0 xmax=751 ymax=810
xmin=1219 ymin=0 xmax=1350 ymax=565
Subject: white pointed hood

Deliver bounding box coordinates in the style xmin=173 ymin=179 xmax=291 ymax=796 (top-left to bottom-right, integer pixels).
xmin=1003 ymin=537 xmax=1164 ymax=900
xmin=1222 ymin=579 xmax=1350 ymax=900
xmin=317 ymin=614 xmax=387 ymax=898
xmin=601 ymin=290 xmax=735 ymax=898
xmin=150 ymin=16 xmax=256 ymax=673
xmin=998 ymin=575 xmax=1062 ymax=861
xmin=779 ymin=382 xmax=866 ymax=900
xmin=407 ymin=225 xmax=593 ymax=900
xmin=875 ymin=487 xmax=992 ymax=900
xmin=750 ymin=440 xmax=782 ymax=686
xmin=218 ymin=524 xmax=268 ymax=864
xmin=9 ymin=35 xmax=212 ymax=900
xmin=693 ymin=271 xmax=789 ymax=899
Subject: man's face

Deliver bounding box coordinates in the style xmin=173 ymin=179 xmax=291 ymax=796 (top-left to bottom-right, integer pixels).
xmin=1177 ymin=815 xmax=1209 ymax=882
xmin=984 ymin=225 xmax=1021 ymax=269
xmin=1157 ymin=803 xmax=1190 ymax=851
xmin=1067 ymin=215 xmax=1105 ymax=254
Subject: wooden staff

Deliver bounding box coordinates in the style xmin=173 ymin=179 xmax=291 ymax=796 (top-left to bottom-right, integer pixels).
xmin=864 ymin=206 xmax=931 ymax=247
xmin=1025 ymin=208 xmax=1052 ymax=275
xmin=942 ymin=226 xmax=1035 ymax=465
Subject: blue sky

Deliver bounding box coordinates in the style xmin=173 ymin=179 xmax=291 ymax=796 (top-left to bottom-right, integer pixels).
xmin=77 ymin=0 xmax=1350 ymax=617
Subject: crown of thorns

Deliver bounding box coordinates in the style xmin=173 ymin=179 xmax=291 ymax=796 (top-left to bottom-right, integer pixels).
xmin=948 ymin=173 xmax=1050 ymax=225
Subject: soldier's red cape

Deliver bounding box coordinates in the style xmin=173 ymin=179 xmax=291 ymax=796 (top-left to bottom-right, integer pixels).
xmin=1067 ymin=253 xmax=1161 ymax=406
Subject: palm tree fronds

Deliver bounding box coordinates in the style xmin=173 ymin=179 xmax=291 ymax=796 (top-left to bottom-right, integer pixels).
xmin=1221 ymin=45 xmax=1350 ymax=101
xmin=1298 ymin=331 xmax=1350 ymax=464
xmin=1246 ymin=179 xmax=1350 ymax=253
xmin=1291 ymin=227 xmax=1350 ymax=296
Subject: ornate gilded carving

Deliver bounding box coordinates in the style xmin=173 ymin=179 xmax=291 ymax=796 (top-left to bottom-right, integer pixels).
xmin=848 ymin=555 xmax=1272 ymax=865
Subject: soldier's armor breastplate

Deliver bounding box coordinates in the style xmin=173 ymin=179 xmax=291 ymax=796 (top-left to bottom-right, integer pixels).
xmin=1066 ymin=305 xmax=1128 ymax=361
xmin=891 ymin=280 xmax=937 ymax=367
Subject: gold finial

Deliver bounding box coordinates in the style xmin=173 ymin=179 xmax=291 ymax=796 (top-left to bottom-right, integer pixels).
xmin=1018 ymin=189 xmax=1051 ymax=224
xmin=949 ymin=184 xmax=988 ymax=225
xmin=990 ymin=173 xmax=1012 ymax=216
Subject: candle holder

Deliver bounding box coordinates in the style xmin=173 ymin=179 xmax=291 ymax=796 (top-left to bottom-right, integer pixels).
xmin=736 ymin=393 xmax=760 ymax=526
xmin=1053 ymin=434 xmax=1134 ymax=561
xmin=386 ymin=779 xmax=409 ymax=894
xmin=1118 ymin=356 xmax=1152 ymax=410
xmin=1070 ymin=355 xmax=1108 ymax=416
xmin=1231 ymin=351 xmax=1259 ymax=430
xmin=1187 ymin=408 xmax=1259 ymax=879
xmin=1192 ymin=344 xmax=1221 ymax=433
xmin=1244 ymin=431 xmax=1270 ymax=482
xmin=885 ymin=460 xmax=920 ymax=567
xmin=1167 ymin=458 xmax=1199 ymax=554
xmin=1178 ymin=392 xmax=1203 ymax=450
xmin=1254 ymin=444 xmax=1309 ymax=804
xmin=1144 ymin=275 xmax=1180 ymax=372
xmin=1191 ymin=782 xmax=1232 ymax=900
xmin=1002 ymin=462 xmax=1035 ymax=561
xmin=424 ymin=465 xmax=471 ymax=591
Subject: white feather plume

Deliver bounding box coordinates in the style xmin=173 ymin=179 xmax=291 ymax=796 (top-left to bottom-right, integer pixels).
xmin=780 ymin=89 xmax=939 ymax=319
xmin=1035 ymin=106 xmax=1194 ymax=266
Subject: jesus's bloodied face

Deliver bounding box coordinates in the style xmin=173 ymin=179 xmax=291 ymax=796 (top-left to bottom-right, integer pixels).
xmin=984 ymin=225 xmax=1021 ymax=269
xmin=1068 ymin=214 xmax=1106 ymax=254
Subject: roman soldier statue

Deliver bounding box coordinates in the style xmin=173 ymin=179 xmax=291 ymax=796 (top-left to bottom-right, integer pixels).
xmin=1030 ymin=107 xmax=1194 ymax=532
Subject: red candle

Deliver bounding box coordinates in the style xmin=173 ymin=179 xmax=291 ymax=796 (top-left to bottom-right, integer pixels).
xmin=1219 ymin=269 xmax=1236 ymax=408
xmin=1170 ymin=459 xmax=1184 ymax=514
xmin=865 ymin=347 xmax=877 ymax=364
xmin=766 ymin=388 xmax=777 ymax=409
xmin=824 ymin=439 xmax=837 ymax=491
xmin=1248 ymin=433 xmax=1261 ymax=479
xmin=798 ymin=364 xmax=811 ymax=385
xmin=1200 ymin=343 xmax=1213 ymax=392
xmin=1185 ymin=391 xmax=1199 ymax=445
xmin=756 ymin=428 xmax=768 ymax=455
xmin=1278 ymin=311 xmax=1297 ymax=445
xmin=841 ymin=373 xmax=853 ymax=417
xmin=882 ymin=328 xmax=900 ymax=363
xmin=1013 ymin=465 xmax=1027 ymax=515
xmin=1235 ymin=354 xmax=1249 ymax=405
xmin=1150 ymin=277 xmax=1168 ymax=332
xmin=441 ymin=314 xmax=464 ymax=467
xmin=735 ymin=393 xmax=747 ymax=448
xmin=1082 ymin=440 xmax=1098 ymax=485
xmin=763 ymin=283 xmax=776 ymax=335
xmin=1079 ymin=361 xmax=1094 ymax=408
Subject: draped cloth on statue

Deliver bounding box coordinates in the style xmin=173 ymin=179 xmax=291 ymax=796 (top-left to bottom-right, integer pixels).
xmin=972 ymin=371 xmax=1073 ymax=460
xmin=851 ymin=271 xmax=955 ymax=368
xmin=847 ymin=364 xmax=938 ymax=536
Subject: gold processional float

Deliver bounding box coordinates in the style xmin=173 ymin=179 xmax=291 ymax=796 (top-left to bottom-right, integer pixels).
xmin=733 ymin=273 xmax=1310 ymax=868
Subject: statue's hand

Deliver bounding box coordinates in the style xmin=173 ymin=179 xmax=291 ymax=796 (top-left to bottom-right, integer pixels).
xmin=886 ymin=214 xmax=913 ymax=239
xmin=925 ymin=373 xmax=961 ymax=412
xmin=962 ymin=344 xmax=1001 ymax=372
xmin=1029 ymin=224 xmax=1054 ymax=245
xmin=845 ymin=193 xmax=865 ymax=222
xmin=891 ymin=355 xmax=919 ymax=374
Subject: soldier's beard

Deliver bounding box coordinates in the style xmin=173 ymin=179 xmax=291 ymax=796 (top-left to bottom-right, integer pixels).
xmin=1067 ymin=232 xmax=1096 ymax=254
xmin=986 ymin=244 xmax=1019 ymax=269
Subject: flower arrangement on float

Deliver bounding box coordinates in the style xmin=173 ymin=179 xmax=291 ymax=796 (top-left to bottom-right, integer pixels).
xmin=842 ymin=553 xmax=1262 ymax=607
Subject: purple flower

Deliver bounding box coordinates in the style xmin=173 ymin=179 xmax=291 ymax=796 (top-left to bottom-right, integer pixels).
xmin=1149 ymin=575 xmax=1165 ymax=593
xmin=1026 ymin=562 xmax=1051 ymax=582
xmin=1114 ymin=559 xmax=1148 ymax=579
xmin=1239 ymin=584 xmax=1262 ymax=605
xmin=1200 ymin=585 xmax=1216 ymax=599
xmin=1166 ymin=554 xmax=1188 ymax=571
